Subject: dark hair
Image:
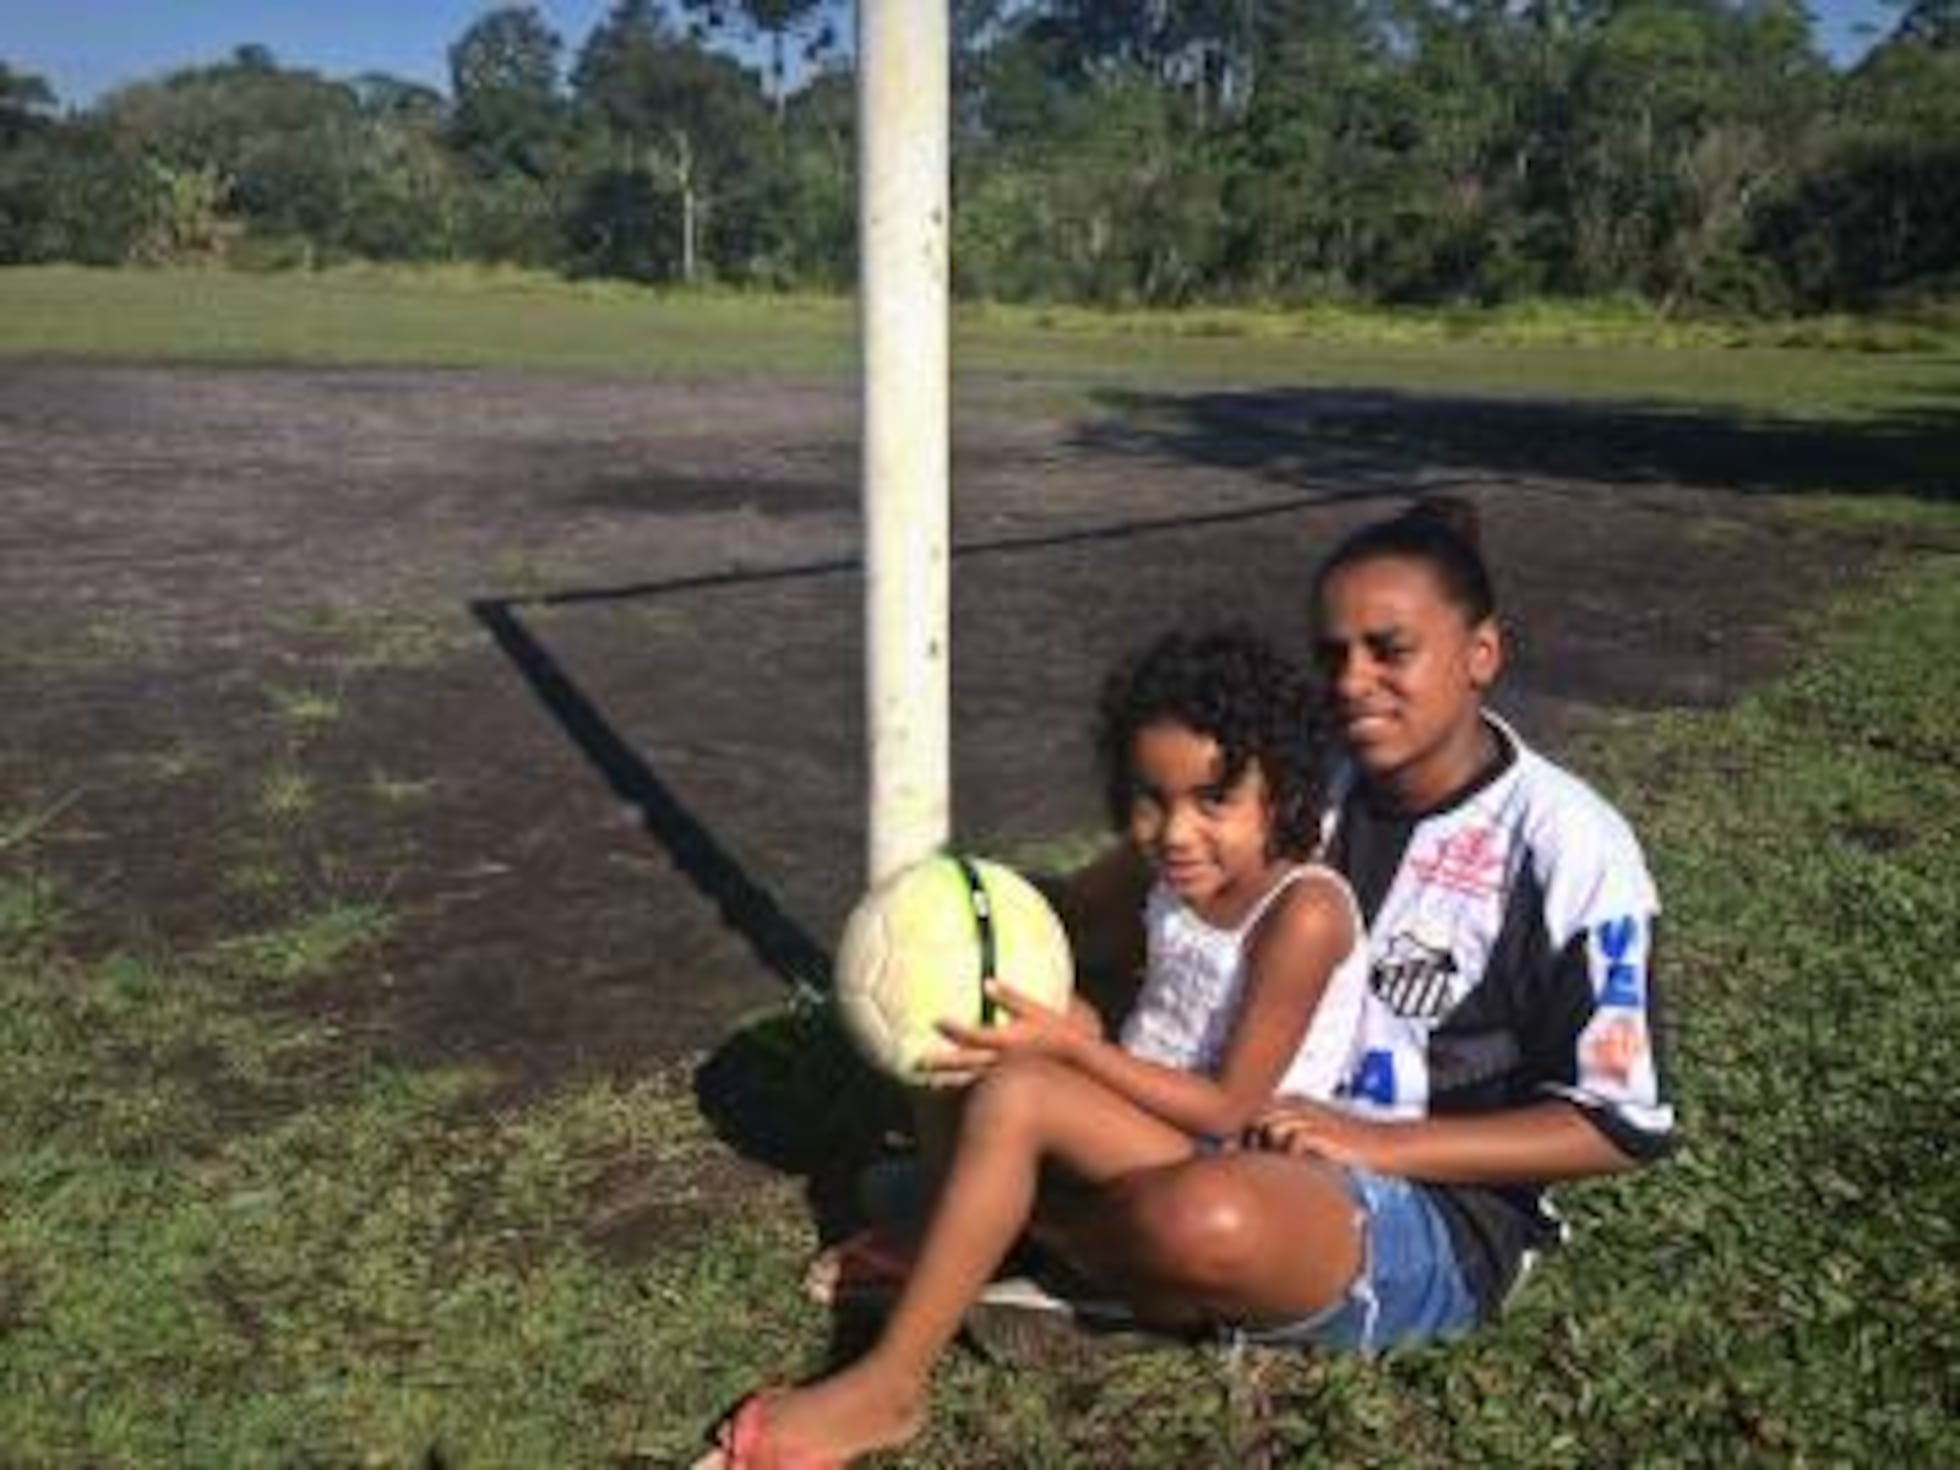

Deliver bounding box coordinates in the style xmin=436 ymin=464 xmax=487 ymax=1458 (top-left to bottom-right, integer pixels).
xmin=1314 ymin=495 xmax=1497 ymax=624
xmin=1095 ymin=624 xmax=1330 ymax=860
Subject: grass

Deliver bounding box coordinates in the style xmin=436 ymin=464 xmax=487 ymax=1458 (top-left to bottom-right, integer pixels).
xmin=263 ymin=684 xmax=344 ymax=731
xmin=0 ymin=264 xmax=856 ymax=382
xmin=2 ymin=531 xmax=1956 ymax=1464
xmin=269 ymin=603 xmax=473 ymax=675
xmin=254 ymin=766 xmax=318 ymax=824
xmin=2 ymin=265 xmax=1955 ymax=1460
xmin=0 ymin=614 xmax=175 ymax=680
xmin=2 ymin=265 xmax=1955 ymax=426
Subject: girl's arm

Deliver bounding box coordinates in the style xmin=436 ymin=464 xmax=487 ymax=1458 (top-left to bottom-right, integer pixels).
xmin=1250 ymin=1096 xmax=1645 ymax=1183
xmin=937 ymin=875 xmax=1355 ymax=1140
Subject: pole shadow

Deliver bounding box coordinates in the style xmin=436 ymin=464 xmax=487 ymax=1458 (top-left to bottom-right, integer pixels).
xmin=470 ymin=595 xmax=835 ymax=996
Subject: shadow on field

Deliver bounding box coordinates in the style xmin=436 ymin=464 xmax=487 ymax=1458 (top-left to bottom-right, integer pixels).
xmin=470 ymin=596 xmax=836 ymax=994
xmin=473 ymin=592 xmax=897 ymax=1247
xmin=693 ymin=1004 xmax=914 ymax=1241
xmin=1082 ymin=387 xmax=1960 ymax=503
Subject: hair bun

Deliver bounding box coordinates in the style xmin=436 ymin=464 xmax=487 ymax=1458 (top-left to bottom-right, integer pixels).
xmin=1401 ymin=495 xmax=1482 ymax=554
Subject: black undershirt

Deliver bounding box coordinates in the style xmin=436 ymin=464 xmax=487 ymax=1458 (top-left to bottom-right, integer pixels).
xmin=1332 ymin=725 xmax=1520 ymax=925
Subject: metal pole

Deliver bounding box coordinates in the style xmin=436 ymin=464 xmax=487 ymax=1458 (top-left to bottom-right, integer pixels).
xmin=859 ymin=0 xmax=950 ymax=885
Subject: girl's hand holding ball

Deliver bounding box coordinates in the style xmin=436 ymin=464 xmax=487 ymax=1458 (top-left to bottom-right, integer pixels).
xmin=930 ymin=977 xmax=1081 ymax=1072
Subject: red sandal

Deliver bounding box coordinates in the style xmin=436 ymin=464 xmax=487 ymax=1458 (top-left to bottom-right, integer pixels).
xmin=693 ymin=1391 xmax=843 ymax=1470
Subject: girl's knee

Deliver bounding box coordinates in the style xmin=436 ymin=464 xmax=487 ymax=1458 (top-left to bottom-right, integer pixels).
xmin=1124 ymin=1169 xmax=1266 ymax=1291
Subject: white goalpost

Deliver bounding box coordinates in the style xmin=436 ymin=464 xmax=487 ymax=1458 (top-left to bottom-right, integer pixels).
xmin=858 ymin=1 xmax=951 ymax=886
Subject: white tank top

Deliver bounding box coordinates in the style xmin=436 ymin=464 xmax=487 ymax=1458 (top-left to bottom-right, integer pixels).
xmin=1119 ymin=864 xmax=1368 ymax=1103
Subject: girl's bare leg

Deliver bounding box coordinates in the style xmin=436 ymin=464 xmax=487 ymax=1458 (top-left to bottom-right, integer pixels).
xmin=1039 ymin=1150 xmax=1363 ymax=1329
xmin=733 ymin=1057 xmax=1197 ymax=1463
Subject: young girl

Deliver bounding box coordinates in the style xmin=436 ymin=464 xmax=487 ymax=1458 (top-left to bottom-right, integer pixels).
xmin=696 ymin=625 xmax=1370 ymax=1469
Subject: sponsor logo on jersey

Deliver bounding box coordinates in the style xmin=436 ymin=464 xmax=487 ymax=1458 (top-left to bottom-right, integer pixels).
xmin=1371 ymin=931 xmax=1459 ymax=1019
xmin=1344 ymin=1048 xmax=1398 ymax=1106
xmin=1409 ymin=825 xmax=1507 ymax=898
xmin=1583 ymin=1013 xmax=1647 ymax=1085
xmin=1594 ymin=914 xmax=1647 ymax=1009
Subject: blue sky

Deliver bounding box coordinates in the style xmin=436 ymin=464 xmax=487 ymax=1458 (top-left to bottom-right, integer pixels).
xmin=1 ymin=0 xmax=1905 ymax=111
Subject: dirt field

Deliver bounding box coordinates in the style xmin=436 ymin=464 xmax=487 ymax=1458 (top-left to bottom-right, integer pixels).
xmin=0 ymin=362 xmax=1917 ymax=1094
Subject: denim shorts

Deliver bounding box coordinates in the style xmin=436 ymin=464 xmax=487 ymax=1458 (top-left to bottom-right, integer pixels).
xmin=1238 ymin=1167 xmax=1479 ymax=1354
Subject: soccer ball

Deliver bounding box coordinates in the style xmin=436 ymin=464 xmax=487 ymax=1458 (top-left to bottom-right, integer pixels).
xmin=833 ymin=853 xmax=1075 ymax=1086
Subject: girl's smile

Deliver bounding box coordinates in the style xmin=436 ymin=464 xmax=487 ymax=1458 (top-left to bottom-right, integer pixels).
xmin=1127 ymin=721 xmax=1282 ymax=927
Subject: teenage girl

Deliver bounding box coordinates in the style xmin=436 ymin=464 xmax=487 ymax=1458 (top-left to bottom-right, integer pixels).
xmin=1247 ymin=495 xmax=1677 ymax=1314
xmin=1050 ymin=496 xmax=1678 ymax=1363
xmin=696 ymin=625 xmax=1370 ymax=1469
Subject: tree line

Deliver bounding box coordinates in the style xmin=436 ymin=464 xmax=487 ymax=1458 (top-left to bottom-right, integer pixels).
xmin=1 ymin=0 xmax=1954 ymax=313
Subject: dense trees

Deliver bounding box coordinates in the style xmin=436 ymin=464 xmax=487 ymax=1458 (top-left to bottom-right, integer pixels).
xmin=0 ymin=0 xmax=1953 ymax=311
xmin=568 ymin=0 xmax=778 ymax=282
xmin=0 ymin=62 xmax=56 ymax=148
xmin=681 ymin=0 xmax=840 ymax=120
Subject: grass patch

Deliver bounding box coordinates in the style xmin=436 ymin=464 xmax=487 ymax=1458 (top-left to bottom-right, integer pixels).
xmin=0 ymin=871 xmax=65 ymax=950
xmin=0 ymin=615 xmax=175 ymax=679
xmin=0 ymin=790 xmax=85 ymax=858
xmin=263 ymin=684 xmax=343 ymax=731
xmin=269 ymin=602 xmax=475 ymax=674
xmin=3 ymin=266 xmax=1955 ymax=427
xmin=0 ymin=874 xmax=803 ymax=1465
xmin=1518 ymin=559 xmax=1960 ymax=1462
xmin=365 ymin=770 xmax=438 ymax=806
xmin=253 ymin=766 xmax=318 ymax=824
xmin=2 ymin=532 xmax=1955 ymax=1461
xmin=974 ymin=291 xmax=1959 ymax=353
xmin=0 ymin=264 xmax=854 ymax=382
xmin=211 ymin=903 xmax=392 ymax=988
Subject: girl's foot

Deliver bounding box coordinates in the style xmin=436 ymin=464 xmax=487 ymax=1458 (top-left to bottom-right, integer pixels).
xmin=691 ymin=1393 xmax=833 ymax=1470
xmin=695 ymin=1368 xmax=926 ymax=1469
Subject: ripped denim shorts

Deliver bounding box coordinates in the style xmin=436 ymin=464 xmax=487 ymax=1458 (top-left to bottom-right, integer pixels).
xmin=1238 ymin=1167 xmax=1480 ymax=1354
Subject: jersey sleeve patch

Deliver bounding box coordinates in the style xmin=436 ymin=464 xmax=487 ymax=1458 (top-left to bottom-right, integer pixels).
xmin=1550 ymin=911 xmax=1675 ymax=1152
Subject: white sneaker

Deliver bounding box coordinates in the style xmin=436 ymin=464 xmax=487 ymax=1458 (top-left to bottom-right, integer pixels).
xmin=975 ymin=1272 xmax=1129 ymax=1322
xmin=963 ymin=1273 xmax=1145 ymax=1366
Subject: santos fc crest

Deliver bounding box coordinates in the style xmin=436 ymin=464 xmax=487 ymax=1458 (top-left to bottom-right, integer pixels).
xmin=1371 ymin=930 xmax=1460 ymax=1019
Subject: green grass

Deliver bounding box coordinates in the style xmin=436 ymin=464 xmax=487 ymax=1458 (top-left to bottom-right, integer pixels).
xmin=251 ymin=765 xmax=318 ymax=824
xmin=0 ymin=614 xmax=176 ymax=680
xmin=3 ymin=265 xmax=1955 ymax=425
xmin=0 ymin=264 xmax=856 ymax=382
xmin=269 ymin=602 xmax=473 ymax=674
xmin=263 ymin=684 xmax=344 ymax=731
xmin=2 ymin=526 xmax=1955 ymax=1464
xmin=3 ymin=264 xmax=1955 ymax=1459
xmin=0 ymin=863 xmax=803 ymax=1465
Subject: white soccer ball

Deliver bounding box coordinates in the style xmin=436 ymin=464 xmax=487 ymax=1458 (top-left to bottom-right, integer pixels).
xmin=833 ymin=854 xmax=1075 ymax=1087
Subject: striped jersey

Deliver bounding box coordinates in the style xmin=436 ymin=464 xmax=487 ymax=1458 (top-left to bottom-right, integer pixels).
xmin=1324 ymin=715 xmax=1677 ymax=1314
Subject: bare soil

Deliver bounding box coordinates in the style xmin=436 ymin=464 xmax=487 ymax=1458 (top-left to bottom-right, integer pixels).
xmin=0 ymin=362 xmax=1928 ymax=1095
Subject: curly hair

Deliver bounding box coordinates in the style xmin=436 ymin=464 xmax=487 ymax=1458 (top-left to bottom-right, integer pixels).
xmin=1094 ymin=624 xmax=1332 ymax=860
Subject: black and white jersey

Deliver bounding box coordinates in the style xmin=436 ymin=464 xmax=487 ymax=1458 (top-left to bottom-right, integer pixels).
xmin=1325 ymin=715 xmax=1677 ymax=1315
